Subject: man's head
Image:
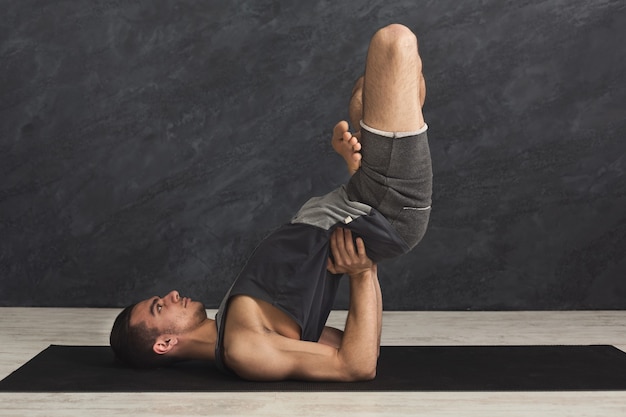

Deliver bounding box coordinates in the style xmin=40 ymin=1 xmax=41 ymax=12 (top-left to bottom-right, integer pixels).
xmin=110 ymin=290 xmax=208 ymax=368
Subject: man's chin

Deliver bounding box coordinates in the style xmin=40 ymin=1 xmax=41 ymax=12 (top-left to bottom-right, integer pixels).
xmin=193 ymin=301 xmax=208 ymax=318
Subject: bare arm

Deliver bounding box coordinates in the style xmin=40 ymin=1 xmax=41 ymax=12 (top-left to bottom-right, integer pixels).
xmin=225 ymin=229 xmax=380 ymax=381
xmin=318 ymin=326 xmax=343 ymax=349
xmin=327 ymin=228 xmax=379 ymax=379
xmin=373 ymin=267 xmax=383 ymax=355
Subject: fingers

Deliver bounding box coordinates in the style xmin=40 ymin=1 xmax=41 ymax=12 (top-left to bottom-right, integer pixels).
xmin=327 ymin=230 xmax=342 ymax=274
xmin=334 ymin=228 xmax=357 ymax=266
xmin=328 ymin=228 xmax=376 ymax=278
xmin=341 ymin=229 xmax=356 ymax=257
xmin=327 ymin=257 xmax=337 ymax=274
xmin=355 ymin=236 xmax=366 ymax=258
xmin=330 ymin=227 xmax=348 ymax=265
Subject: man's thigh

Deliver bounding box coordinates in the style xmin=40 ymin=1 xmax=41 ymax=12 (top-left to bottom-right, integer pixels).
xmin=362 ymin=24 xmax=424 ymax=133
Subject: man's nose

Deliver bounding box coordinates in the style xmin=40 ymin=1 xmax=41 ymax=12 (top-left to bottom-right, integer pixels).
xmin=166 ymin=290 xmax=180 ymax=303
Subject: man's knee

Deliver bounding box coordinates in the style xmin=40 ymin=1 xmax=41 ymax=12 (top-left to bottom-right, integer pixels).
xmin=352 ymin=76 xmax=364 ymax=96
xmin=371 ymin=24 xmax=418 ymax=54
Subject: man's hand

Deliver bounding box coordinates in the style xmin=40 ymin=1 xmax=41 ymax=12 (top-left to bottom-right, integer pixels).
xmin=327 ymin=228 xmax=374 ymax=277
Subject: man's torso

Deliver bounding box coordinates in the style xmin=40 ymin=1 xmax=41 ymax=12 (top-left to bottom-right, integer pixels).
xmin=213 ymin=186 xmax=412 ymax=374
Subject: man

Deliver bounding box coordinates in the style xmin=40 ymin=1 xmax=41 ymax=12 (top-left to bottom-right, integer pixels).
xmin=110 ymin=23 xmax=432 ymax=381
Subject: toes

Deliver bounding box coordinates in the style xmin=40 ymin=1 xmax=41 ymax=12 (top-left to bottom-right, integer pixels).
xmin=348 ymin=136 xmax=361 ymax=151
xmin=334 ymin=121 xmax=349 ymax=139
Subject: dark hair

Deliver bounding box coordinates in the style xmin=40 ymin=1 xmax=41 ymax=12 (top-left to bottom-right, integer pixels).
xmin=109 ymin=304 xmax=176 ymax=369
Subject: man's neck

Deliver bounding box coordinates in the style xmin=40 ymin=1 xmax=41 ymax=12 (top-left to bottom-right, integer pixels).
xmin=177 ymin=318 xmax=218 ymax=362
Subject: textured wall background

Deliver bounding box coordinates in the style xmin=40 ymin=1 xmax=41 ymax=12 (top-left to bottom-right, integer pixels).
xmin=1 ymin=0 xmax=625 ymax=309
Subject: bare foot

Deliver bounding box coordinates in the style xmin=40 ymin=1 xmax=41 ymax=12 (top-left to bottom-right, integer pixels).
xmin=332 ymin=121 xmax=361 ymax=176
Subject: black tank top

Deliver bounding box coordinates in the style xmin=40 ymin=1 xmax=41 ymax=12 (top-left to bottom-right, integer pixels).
xmin=214 ymin=187 xmax=410 ymax=374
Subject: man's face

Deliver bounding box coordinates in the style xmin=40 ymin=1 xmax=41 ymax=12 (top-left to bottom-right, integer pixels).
xmin=130 ymin=290 xmax=208 ymax=337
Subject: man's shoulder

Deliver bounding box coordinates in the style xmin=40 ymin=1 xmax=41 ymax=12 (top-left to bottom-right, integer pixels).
xmin=220 ymin=296 xmax=307 ymax=380
xmin=224 ymin=295 xmax=301 ymax=341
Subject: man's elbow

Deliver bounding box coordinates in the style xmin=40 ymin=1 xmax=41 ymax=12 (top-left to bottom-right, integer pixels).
xmin=342 ymin=360 xmax=377 ymax=381
xmin=349 ymin=366 xmax=377 ymax=381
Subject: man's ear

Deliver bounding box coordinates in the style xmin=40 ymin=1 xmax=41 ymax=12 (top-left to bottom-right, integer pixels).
xmin=153 ymin=335 xmax=178 ymax=355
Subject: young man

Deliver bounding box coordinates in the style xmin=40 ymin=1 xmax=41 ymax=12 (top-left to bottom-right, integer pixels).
xmin=110 ymin=23 xmax=432 ymax=381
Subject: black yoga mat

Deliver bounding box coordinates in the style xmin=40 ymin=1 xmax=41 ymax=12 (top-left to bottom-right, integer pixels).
xmin=2 ymin=345 xmax=626 ymax=392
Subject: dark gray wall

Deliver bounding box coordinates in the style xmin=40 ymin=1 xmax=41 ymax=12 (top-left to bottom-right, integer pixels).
xmin=1 ymin=0 xmax=625 ymax=309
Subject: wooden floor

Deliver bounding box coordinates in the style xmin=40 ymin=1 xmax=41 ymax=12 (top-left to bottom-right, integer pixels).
xmin=1 ymin=308 xmax=625 ymax=416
